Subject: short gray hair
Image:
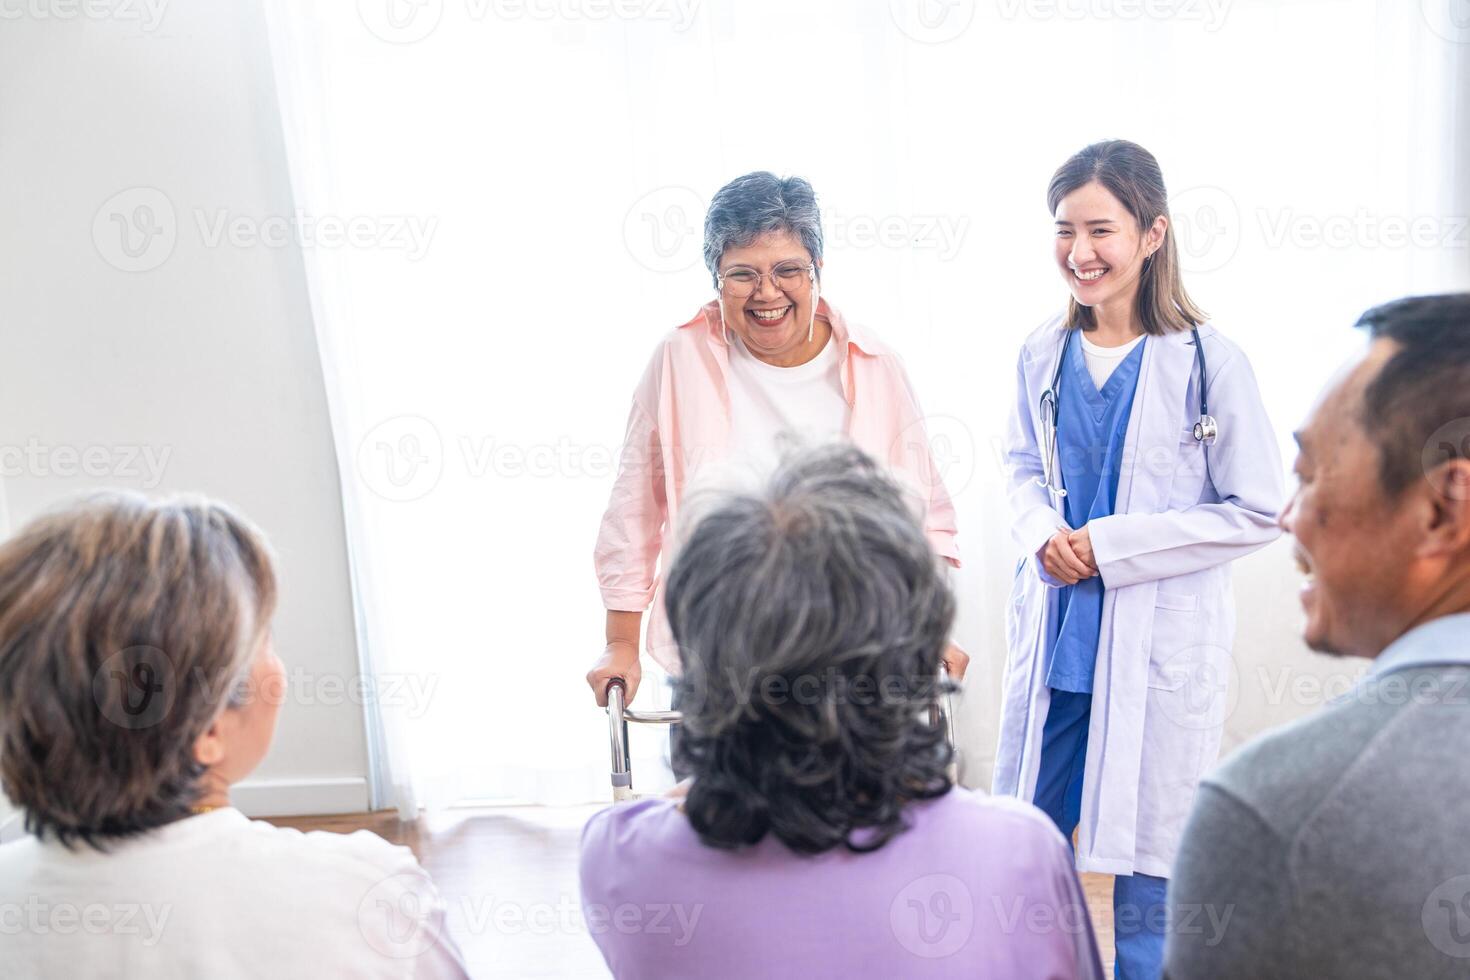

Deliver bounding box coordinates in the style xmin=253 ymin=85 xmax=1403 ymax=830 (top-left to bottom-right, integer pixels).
xmin=702 ymin=172 xmax=824 ymax=287
xmin=666 ymin=443 xmax=955 ymax=854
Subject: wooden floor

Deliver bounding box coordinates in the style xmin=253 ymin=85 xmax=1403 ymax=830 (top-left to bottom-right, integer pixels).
xmin=266 ymin=806 xmax=1118 ymax=979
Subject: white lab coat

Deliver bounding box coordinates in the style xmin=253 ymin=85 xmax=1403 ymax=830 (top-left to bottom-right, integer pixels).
xmin=992 ymin=314 xmax=1285 ymax=878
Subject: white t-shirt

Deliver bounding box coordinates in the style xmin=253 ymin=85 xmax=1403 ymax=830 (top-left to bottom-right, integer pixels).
xmin=724 ymin=332 xmax=850 ymax=481
xmin=1079 ymin=332 xmax=1145 ymax=389
xmin=0 ymin=808 xmax=468 ymax=980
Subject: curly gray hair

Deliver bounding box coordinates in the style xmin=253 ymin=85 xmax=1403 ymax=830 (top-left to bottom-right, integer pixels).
xmin=666 ymin=442 xmax=955 ymax=855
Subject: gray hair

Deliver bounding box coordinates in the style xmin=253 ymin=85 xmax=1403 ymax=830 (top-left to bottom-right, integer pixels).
xmin=702 ymin=172 xmax=825 ymax=287
xmin=665 ymin=443 xmax=955 ymax=854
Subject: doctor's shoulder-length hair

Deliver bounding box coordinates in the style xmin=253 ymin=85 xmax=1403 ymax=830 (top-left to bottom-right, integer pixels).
xmin=1049 ymin=139 xmax=1208 ymax=336
xmin=664 ymin=443 xmax=956 ymax=855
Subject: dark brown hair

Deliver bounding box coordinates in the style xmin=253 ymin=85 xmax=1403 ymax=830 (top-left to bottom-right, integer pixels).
xmin=0 ymin=493 xmax=277 ymax=850
xmin=1047 ymin=139 xmax=1207 ymax=335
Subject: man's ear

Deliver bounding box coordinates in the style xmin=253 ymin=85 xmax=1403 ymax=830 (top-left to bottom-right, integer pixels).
xmin=193 ymin=717 xmax=225 ymax=769
xmin=1420 ymin=458 xmax=1470 ymax=557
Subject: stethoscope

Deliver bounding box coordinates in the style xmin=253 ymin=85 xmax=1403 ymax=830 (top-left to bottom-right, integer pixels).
xmin=1035 ymin=326 xmax=1216 ymax=497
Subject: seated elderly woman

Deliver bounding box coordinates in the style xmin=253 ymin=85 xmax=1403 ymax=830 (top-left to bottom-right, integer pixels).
xmin=580 ymin=444 xmax=1103 ymax=979
xmin=587 ymin=171 xmax=968 ymax=711
xmin=0 ymin=494 xmax=467 ymax=979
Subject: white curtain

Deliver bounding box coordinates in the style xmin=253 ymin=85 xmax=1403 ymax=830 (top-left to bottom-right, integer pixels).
xmin=263 ymin=0 xmax=1468 ymax=811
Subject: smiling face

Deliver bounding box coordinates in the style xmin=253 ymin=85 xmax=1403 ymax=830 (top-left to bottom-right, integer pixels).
xmin=716 ymin=229 xmax=822 ymax=366
xmin=1053 ymin=180 xmax=1165 ymax=323
xmin=1282 ymin=340 xmax=1422 ymax=657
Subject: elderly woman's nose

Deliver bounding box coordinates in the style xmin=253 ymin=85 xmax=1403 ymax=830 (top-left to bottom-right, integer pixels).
xmin=752 ymin=273 xmax=783 ymax=301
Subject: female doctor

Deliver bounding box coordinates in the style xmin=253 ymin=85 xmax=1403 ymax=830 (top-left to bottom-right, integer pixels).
xmin=992 ymin=140 xmax=1284 ymax=980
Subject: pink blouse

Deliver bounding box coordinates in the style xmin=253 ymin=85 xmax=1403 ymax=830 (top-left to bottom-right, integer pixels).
xmin=594 ymin=298 xmax=961 ymax=673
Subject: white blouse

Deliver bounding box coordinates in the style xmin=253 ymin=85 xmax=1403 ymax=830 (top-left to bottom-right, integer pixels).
xmin=724 ymin=332 xmax=850 ymax=480
xmin=0 ymin=807 xmax=468 ymax=979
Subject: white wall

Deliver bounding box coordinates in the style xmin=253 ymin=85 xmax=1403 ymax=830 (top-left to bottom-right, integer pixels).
xmin=0 ymin=4 xmax=368 ymax=816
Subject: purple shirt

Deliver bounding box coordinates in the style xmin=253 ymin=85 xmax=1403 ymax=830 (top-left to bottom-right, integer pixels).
xmin=579 ymin=787 xmax=1103 ymax=979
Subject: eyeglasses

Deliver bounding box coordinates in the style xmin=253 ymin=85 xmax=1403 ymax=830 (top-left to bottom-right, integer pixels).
xmin=716 ymin=261 xmax=815 ymax=299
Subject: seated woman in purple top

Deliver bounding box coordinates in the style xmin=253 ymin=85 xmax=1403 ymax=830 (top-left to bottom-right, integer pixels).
xmin=580 ymin=444 xmax=1104 ymax=979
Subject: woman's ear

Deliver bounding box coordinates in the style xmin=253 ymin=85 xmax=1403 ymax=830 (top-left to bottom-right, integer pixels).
xmin=193 ymin=716 xmax=226 ymax=768
xmin=1147 ymin=214 xmax=1168 ymax=256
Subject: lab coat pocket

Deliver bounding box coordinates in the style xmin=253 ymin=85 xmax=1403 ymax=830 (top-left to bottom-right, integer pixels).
xmin=1146 ymin=591 xmax=1202 ymax=690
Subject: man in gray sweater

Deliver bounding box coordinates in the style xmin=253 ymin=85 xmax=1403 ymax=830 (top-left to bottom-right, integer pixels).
xmin=1165 ymin=293 xmax=1470 ymax=980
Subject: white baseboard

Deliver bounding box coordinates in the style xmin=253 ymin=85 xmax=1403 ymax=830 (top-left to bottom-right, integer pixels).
xmin=231 ymin=777 xmax=371 ymax=818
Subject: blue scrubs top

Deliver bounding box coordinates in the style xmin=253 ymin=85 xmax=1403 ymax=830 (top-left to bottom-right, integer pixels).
xmin=1046 ymin=330 xmax=1147 ymax=694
